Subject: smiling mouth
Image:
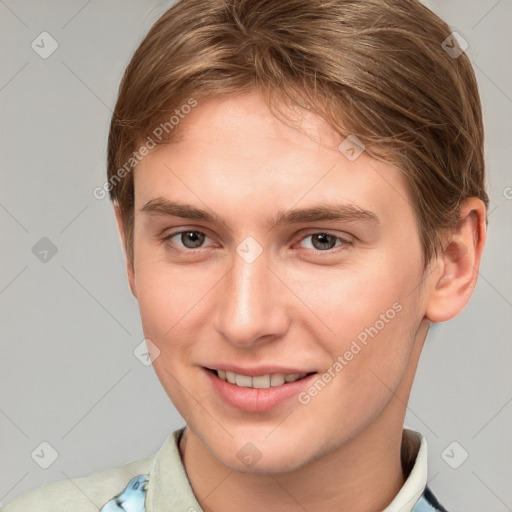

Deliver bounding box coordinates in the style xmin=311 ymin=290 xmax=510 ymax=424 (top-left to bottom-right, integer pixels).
xmin=206 ymin=368 xmax=316 ymax=389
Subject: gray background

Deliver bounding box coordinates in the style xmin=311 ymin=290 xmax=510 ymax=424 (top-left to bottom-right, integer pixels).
xmin=0 ymin=0 xmax=511 ymax=510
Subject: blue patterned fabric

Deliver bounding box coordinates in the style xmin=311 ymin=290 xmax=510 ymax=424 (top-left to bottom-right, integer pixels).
xmin=413 ymin=495 xmax=439 ymax=512
xmin=99 ymin=475 xmax=148 ymax=512
xmin=98 ymin=473 xmax=448 ymax=512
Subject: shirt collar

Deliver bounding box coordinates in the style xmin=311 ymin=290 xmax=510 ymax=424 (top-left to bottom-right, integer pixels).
xmin=145 ymin=426 xmax=428 ymax=512
xmin=382 ymin=427 xmax=428 ymax=512
xmin=145 ymin=427 xmax=201 ymax=512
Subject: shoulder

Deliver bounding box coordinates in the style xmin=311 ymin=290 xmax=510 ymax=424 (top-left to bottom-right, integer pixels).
xmin=2 ymin=454 xmax=154 ymax=512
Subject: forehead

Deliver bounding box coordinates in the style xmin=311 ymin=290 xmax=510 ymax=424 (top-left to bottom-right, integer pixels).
xmin=134 ymin=92 xmax=412 ymax=225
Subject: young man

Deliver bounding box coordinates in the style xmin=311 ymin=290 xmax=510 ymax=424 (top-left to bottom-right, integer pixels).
xmin=4 ymin=0 xmax=488 ymax=511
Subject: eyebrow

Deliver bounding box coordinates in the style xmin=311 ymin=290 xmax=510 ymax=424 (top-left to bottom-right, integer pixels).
xmin=140 ymin=198 xmax=381 ymax=229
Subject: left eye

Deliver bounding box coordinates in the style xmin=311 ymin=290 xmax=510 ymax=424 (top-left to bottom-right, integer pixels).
xmin=299 ymin=233 xmax=350 ymax=251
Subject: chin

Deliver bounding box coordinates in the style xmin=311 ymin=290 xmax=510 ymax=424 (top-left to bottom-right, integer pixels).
xmin=205 ymin=430 xmax=322 ymax=475
xmin=220 ymin=449 xmax=311 ymax=475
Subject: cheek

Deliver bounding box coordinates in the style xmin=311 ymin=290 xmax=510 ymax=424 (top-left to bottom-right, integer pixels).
xmin=133 ymin=262 xmax=200 ymax=409
xmin=133 ymin=237 xmax=199 ymax=314
xmin=132 ymin=249 xmax=222 ymax=380
xmin=286 ymin=258 xmax=413 ymax=335
xmin=295 ymin=273 xmax=420 ymax=434
xmin=133 ymin=256 xmax=195 ymax=354
xmin=289 ymin=257 xmax=423 ymax=383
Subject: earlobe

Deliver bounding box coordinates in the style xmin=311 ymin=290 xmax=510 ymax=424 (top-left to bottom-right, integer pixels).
xmin=113 ymin=204 xmax=137 ymax=299
xmin=425 ymin=199 xmax=486 ymax=323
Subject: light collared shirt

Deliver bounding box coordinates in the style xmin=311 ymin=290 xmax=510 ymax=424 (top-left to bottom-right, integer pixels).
xmin=3 ymin=426 xmax=448 ymax=512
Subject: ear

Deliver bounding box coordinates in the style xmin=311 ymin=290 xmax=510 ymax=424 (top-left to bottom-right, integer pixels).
xmin=114 ymin=204 xmax=137 ymax=299
xmin=425 ymin=197 xmax=487 ymax=323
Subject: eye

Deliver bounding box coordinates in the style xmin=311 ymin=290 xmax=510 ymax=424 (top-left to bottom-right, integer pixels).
xmin=298 ymin=232 xmax=353 ymax=251
xmin=161 ymin=230 xmax=353 ymax=253
xmin=163 ymin=230 xmax=213 ymax=249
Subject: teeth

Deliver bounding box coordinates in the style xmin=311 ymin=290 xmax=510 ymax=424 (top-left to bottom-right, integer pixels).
xmin=252 ymin=375 xmax=271 ymax=389
xmin=235 ymin=374 xmax=252 ymax=387
xmin=216 ymin=370 xmax=307 ymax=388
xmin=225 ymin=370 xmax=236 ymax=384
xmin=270 ymin=373 xmax=285 ymax=386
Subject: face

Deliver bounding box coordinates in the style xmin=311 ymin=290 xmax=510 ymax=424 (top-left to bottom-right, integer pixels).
xmin=127 ymin=91 xmax=433 ymax=473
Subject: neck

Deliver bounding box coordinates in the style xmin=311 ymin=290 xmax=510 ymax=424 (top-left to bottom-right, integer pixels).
xmin=180 ymin=408 xmax=407 ymax=512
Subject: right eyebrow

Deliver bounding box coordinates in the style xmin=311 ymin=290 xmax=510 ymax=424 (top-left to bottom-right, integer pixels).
xmin=140 ymin=198 xmax=220 ymax=224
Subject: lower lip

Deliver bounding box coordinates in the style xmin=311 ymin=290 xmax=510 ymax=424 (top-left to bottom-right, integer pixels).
xmin=204 ymin=369 xmax=317 ymax=413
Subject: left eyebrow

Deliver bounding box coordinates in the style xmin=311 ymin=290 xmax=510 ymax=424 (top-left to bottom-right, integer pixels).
xmin=269 ymin=203 xmax=381 ymax=229
xmin=140 ymin=198 xmax=380 ymax=229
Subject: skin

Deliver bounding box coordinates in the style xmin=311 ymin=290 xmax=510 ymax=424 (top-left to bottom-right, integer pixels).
xmin=115 ymin=90 xmax=486 ymax=512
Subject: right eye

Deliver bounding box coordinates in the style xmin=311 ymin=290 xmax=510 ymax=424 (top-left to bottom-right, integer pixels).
xmin=162 ymin=230 xmax=214 ymax=250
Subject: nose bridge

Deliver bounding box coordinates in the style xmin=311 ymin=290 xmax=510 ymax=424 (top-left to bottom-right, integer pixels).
xmin=214 ymin=245 xmax=288 ymax=347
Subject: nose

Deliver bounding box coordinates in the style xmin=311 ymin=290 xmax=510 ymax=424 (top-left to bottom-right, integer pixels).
xmin=213 ymin=248 xmax=290 ymax=348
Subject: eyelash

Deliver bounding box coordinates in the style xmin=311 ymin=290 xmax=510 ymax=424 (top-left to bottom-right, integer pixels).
xmin=160 ymin=229 xmax=354 ymax=254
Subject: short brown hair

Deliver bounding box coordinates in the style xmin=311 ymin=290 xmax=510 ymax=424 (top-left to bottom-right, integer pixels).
xmin=107 ymin=0 xmax=489 ymax=267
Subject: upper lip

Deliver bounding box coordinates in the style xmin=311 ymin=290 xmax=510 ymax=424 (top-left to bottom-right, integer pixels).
xmin=204 ymin=365 xmax=316 ymax=376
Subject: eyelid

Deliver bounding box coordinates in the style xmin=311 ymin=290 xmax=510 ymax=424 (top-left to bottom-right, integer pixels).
xmin=296 ymin=228 xmax=353 ymax=242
